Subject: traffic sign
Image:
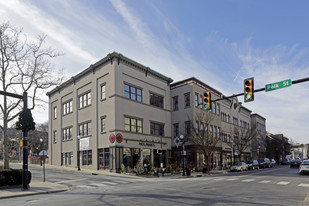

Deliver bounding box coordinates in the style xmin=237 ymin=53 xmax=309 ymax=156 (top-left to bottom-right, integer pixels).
xmin=265 ymin=79 xmax=291 ymax=92
xmin=174 ymin=137 xmax=180 ymax=148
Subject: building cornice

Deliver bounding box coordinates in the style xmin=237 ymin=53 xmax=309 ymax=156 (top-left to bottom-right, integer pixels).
xmin=46 ymin=52 xmax=173 ymax=97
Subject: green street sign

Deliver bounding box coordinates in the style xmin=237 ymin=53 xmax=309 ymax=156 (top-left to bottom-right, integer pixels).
xmin=265 ymin=79 xmax=291 ymax=92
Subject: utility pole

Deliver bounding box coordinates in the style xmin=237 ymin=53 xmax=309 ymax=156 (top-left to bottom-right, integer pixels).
xmin=0 ymin=91 xmax=29 ymax=190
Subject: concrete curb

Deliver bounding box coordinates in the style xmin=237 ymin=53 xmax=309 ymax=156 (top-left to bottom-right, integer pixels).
xmin=0 ymin=179 xmax=69 ymax=200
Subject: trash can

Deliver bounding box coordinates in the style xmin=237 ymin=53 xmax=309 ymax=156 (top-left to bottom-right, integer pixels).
xmin=202 ymin=167 xmax=207 ymax=173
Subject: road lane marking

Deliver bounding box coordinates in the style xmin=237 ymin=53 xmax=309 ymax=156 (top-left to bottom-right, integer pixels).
xmin=242 ymin=179 xmax=255 ymax=182
xmin=56 ymin=178 xmax=88 ymax=184
xmin=226 ymin=178 xmax=239 ymax=181
xmin=259 ymin=180 xmax=271 ymax=183
xmin=298 ymin=183 xmax=309 ymax=187
xmin=277 ymin=181 xmax=290 ymax=185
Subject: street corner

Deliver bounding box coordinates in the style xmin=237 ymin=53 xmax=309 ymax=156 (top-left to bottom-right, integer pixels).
xmin=0 ymin=179 xmax=69 ymax=200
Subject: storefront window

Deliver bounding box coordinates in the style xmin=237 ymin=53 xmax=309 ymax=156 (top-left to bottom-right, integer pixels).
xmin=153 ymin=150 xmax=166 ymax=168
xmin=123 ymin=148 xmax=132 ymax=167
xmin=143 ymin=149 xmax=151 ymax=166
xmin=132 ymin=149 xmax=140 ymax=168
xmin=98 ymin=148 xmax=110 ymax=169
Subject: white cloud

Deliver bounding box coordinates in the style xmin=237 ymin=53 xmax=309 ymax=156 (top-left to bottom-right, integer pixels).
xmin=0 ymin=0 xmax=97 ymax=66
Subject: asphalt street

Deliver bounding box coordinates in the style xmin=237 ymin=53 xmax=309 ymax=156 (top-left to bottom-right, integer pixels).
xmin=1 ymin=164 xmax=309 ymax=206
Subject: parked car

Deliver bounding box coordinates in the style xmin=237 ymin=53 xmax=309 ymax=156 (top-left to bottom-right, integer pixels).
xmin=270 ymin=159 xmax=276 ymax=167
xmin=258 ymin=158 xmax=271 ymax=168
xmin=281 ymin=158 xmax=290 ymax=165
xmin=290 ymin=158 xmax=302 ymax=168
xmin=230 ymin=162 xmax=248 ymax=172
xmin=299 ymin=160 xmax=309 ymax=175
xmin=247 ymin=160 xmax=259 ymax=170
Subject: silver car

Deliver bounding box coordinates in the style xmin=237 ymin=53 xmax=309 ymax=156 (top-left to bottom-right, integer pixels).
xmin=299 ymin=160 xmax=309 ymax=175
xmin=230 ymin=162 xmax=248 ymax=172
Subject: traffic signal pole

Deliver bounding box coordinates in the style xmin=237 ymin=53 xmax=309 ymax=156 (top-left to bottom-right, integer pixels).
xmin=211 ymin=77 xmax=309 ymax=103
xmin=0 ymin=91 xmax=29 ymax=190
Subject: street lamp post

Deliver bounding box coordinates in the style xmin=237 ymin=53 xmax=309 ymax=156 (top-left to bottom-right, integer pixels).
xmin=77 ymin=136 xmax=80 ymax=171
xmin=40 ymin=138 xmax=45 ymax=182
xmin=179 ymin=135 xmax=186 ymax=176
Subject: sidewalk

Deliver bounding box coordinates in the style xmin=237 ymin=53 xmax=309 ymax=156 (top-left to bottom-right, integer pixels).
xmin=0 ymin=179 xmax=69 ymax=199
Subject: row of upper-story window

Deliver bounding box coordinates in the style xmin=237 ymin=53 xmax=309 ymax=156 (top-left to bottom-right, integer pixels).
xmin=52 ymin=116 xmax=165 ymax=143
xmin=221 ymin=112 xmax=250 ymax=128
xmin=172 ymin=121 xmax=246 ymax=144
xmin=172 ymin=121 xmax=221 ymax=139
xmin=172 ymin=93 xmax=221 ymax=115
xmin=52 ymin=83 xmax=166 ymax=119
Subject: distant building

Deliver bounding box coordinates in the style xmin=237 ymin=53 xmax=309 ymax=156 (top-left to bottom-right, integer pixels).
xmin=266 ymin=133 xmax=290 ymax=162
xmin=291 ymin=144 xmax=308 ymax=159
xmin=251 ymin=113 xmax=266 ymax=159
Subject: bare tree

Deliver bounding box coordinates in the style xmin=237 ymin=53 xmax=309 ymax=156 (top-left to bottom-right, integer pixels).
xmin=0 ymin=22 xmax=63 ymax=169
xmin=227 ymin=124 xmax=256 ymax=163
xmin=190 ymin=111 xmax=221 ymax=172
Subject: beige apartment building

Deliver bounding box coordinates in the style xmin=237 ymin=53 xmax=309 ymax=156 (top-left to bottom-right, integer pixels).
xmin=47 ymin=52 xmax=173 ymax=172
xmin=170 ymin=78 xmax=254 ymax=170
xmin=170 ymin=78 xmax=222 ymax=170
xmin=47 ymin=52 xmax=266 ymax=173
xmin=221 ymin=97 xmax=252 ymax=165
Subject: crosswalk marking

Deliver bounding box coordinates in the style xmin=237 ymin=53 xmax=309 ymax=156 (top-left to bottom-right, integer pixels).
xmin=75 ymin=185 xmax=96 ymax=189
xmin=212 ymin=178 xmax=224 ymax=181
xmin=298 ymin=183 xmax=309 ymax=187
xmin=100 ymin=181 xmax=118 ymax=185
xmin=277 ymin=181 xmax=290 ymax=185
xmin=259 ymin=180 xmax=270 ymax=184
xmin=89 ymin=183 xmax=108 ymax=187
xmin=56 ymin=178 xmax=88 ymax=184
xmin=113 ymin=181 xmax=129 ymax=184
xmin=242 ymin=179 xmax=255 ymax=182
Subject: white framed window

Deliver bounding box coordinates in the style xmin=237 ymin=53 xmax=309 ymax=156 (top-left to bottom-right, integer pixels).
xmin=62 ymin=127 xmax=73 ymax=140
xmin=173 ymin=96 xmax=178 ymax=111
xmin=125 ymin=117 xmax=143 ymax=133
xmin=101 ymin=117 xmax=106 ymax=133
xmin=79 ymin=91 xmax=91 ymax=109
xmin=53 ymin=131 xmax=57 ymax=143
xmin=101 ymin=84 xmax=106 ymax=100
xmin=78 ymin=122 xmax=91 ymax=137
xmin=195 ymin=94 xmax=198 ymax=107
xmin=124 ymin=84 xmax=142 ymax=102
xmin=184 ymin=93 xmax=190 ymax=107
xmin=195 ymin=121 xmax=199 ymax=135
xmin=63 ymin=100 xmax=73 ymax=115
xmin=53 ymin=107 xmax=57 ymax=119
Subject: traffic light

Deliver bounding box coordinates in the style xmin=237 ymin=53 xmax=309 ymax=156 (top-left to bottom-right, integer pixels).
xmin=203 ymin=92 xmax=211 ymax=110
xmin=244 ymin=77 xmax=254 ymax=102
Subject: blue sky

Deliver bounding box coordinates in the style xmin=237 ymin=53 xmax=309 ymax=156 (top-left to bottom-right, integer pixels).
xmin=1 ymin=0 xmax=309 ymax=144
